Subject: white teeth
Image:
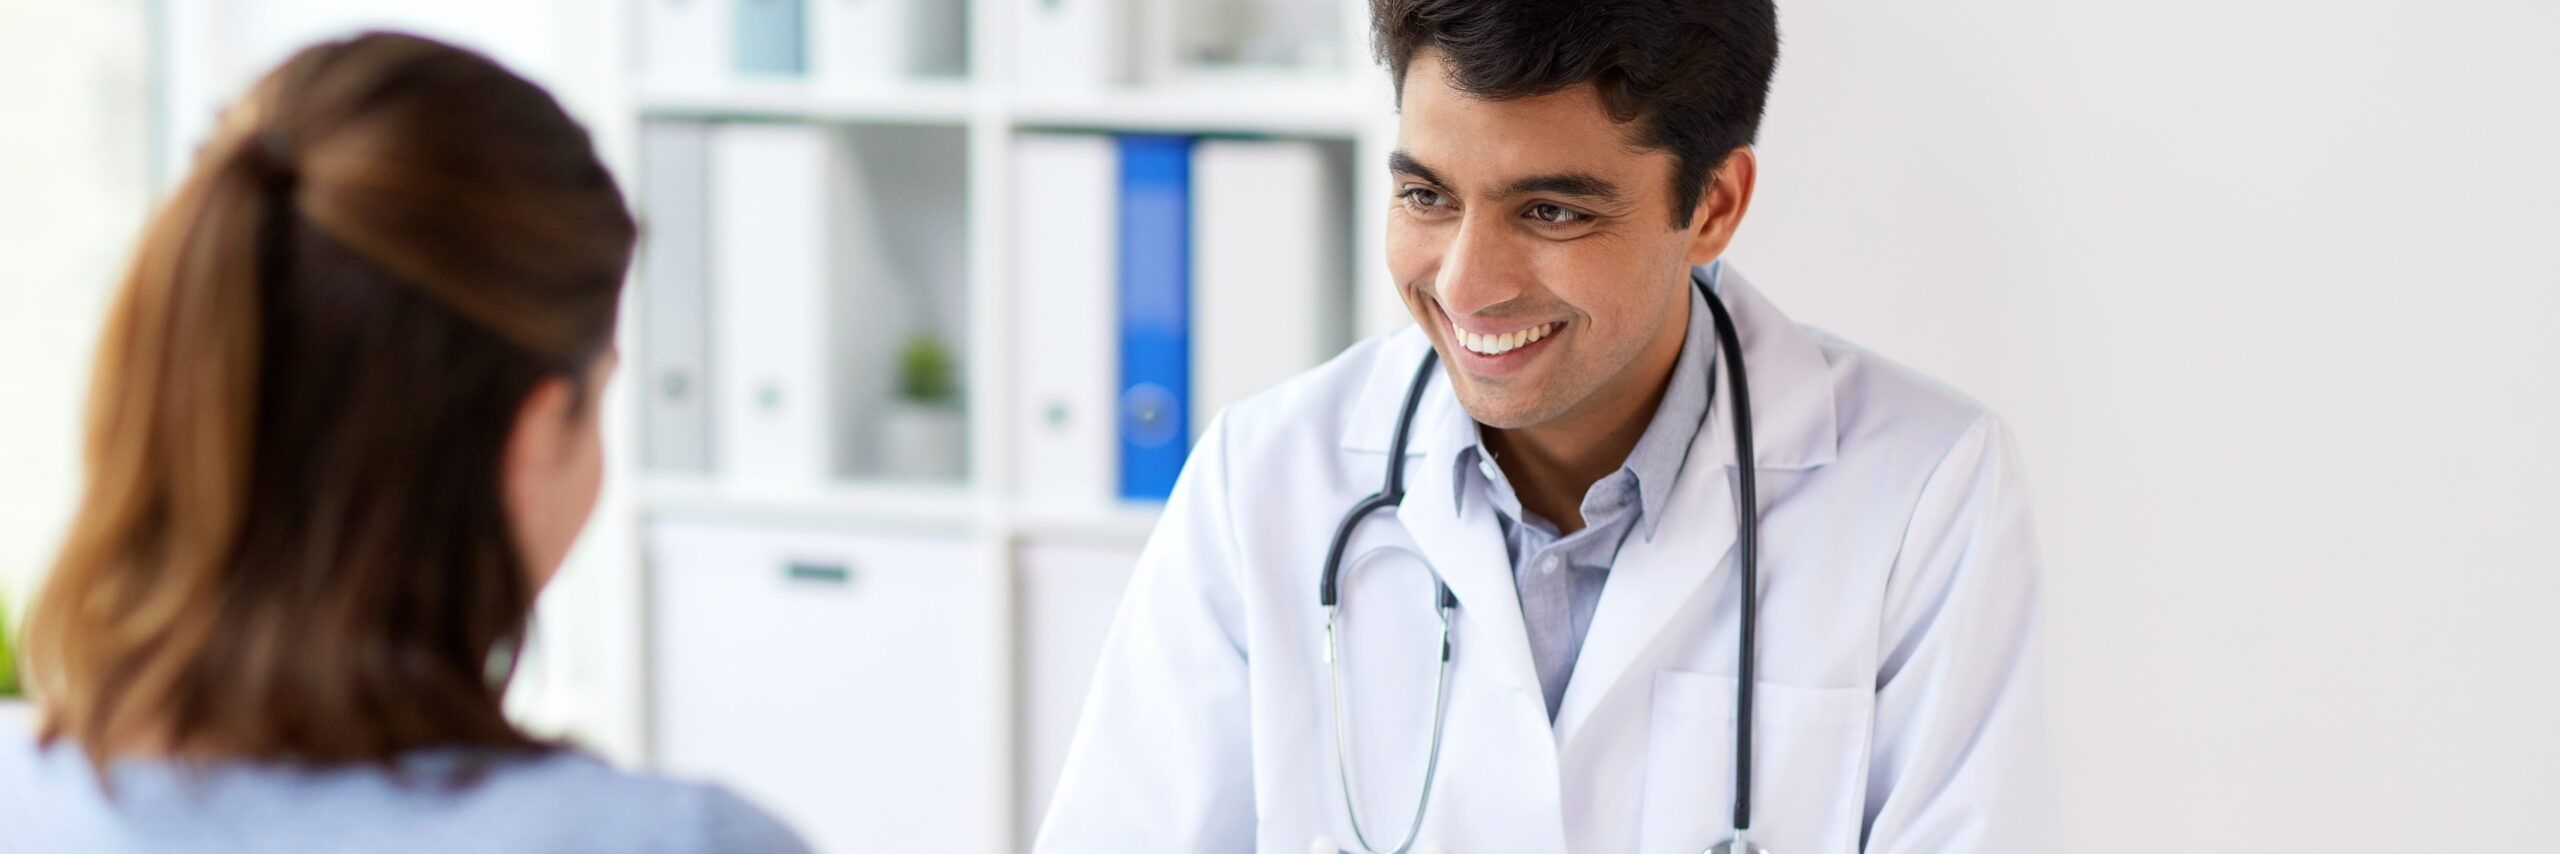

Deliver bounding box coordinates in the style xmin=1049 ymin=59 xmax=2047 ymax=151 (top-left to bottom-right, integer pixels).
xmin=1455 ymin=321 xmax=1558 ymax=356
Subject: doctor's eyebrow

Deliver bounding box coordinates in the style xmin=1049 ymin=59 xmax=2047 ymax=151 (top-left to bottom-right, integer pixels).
xmin=1497 ymin=172 xmax=1623 ymax=203
xmin=1387 ymin=150 xmax=1453 ymax=190
xmin=1387 ymin=150 xmax=1625 ymax=204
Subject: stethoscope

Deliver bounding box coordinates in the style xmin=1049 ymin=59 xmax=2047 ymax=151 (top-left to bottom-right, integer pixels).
xmin=1318 ymin=265 xmax=1767 ymax=854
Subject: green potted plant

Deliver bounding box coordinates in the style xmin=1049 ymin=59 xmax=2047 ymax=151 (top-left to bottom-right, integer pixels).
xmin=897 ymin=332 xmax=958 ymax=407
xmin=0 ymin=589 xmax=29 ymax=740
xmin=874 ymin=332 xmax=967 ymax=481
xmin=2 ymin=587 xmax=23 ymax=710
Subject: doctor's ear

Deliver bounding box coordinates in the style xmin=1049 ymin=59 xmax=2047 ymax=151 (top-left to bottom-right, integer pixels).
xmin=1683 ymin=146 xmax=1758 ymax=266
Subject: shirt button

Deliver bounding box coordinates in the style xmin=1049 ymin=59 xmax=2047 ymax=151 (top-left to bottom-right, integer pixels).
xmin=1539 ymin=556 xmax=1561 ymax=574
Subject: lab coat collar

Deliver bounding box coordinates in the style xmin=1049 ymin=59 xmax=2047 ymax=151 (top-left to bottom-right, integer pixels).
xmin=1396 ymin=407 xmax=1547 ymax=700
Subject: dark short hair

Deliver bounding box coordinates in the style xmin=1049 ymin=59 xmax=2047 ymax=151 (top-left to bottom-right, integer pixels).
xmin=1373 ymin=0 xmax=1780 ymax=227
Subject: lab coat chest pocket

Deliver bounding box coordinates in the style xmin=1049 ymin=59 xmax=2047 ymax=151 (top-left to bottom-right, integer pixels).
xmin=1639 ymin=670 xmax=1872 ymax=854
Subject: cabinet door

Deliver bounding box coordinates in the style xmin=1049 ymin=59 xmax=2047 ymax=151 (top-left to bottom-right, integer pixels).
xmin=1013 ymin=542 xmax=1140 ymax=844
xmin=649 ymin=520 xmax=1000 ymax=854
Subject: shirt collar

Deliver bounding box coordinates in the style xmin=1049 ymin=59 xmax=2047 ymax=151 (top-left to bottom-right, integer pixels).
xmin=1452 ymin=277 xmax=1718 ymax=542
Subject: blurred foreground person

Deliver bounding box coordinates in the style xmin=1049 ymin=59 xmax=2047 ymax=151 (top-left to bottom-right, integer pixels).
xmin=1 ymin=32 xmax=810 ymax=854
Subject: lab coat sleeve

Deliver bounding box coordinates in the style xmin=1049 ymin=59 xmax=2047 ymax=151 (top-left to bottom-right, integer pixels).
xmin=1034 ymin=413 xmax=1257 ymax=852
xmin=1861 ymin=415 xmax=2066 ymax=851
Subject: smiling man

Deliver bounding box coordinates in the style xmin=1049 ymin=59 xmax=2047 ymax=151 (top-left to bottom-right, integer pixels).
xmin=1037 ymin=1 xmax=2062 ymax=851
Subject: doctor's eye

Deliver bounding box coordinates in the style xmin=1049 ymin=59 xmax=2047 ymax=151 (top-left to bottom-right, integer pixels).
xmin=1398 ymin=186 xmax=1450 ymax=212
xmin=1525 ymin=203 xmax=1587 ymax=226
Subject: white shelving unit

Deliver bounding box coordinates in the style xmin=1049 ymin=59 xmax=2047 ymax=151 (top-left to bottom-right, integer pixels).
xmin=613 ymin=1 xmax=1409 ymax=852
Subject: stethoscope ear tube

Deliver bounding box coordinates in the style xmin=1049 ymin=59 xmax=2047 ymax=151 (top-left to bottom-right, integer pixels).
xmin=1320 ymin=494 xmax=1395 ymax=609
xmin=1699 ymin=271 xmax=1760 ymax=836
xmin=1319 ymin=353 xmax=1444 ymax=609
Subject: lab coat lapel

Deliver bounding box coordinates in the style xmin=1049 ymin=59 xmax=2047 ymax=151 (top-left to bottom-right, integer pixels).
xmin=1550 ymin=265 xmax=1839 ymax=747
xmin=1394 ymin=390 xmax=1544 ymax=699
xmin=1551 ymin=427 xmax=1740 ymax=747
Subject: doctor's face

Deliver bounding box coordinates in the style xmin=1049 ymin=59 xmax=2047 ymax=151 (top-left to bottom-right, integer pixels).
xmin=1385 ymin=49 xmax=1736 ymax=432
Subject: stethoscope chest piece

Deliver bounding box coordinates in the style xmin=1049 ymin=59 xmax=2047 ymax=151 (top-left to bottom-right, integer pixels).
xmin=1707 ymin=837 xmax=1770 ymax=854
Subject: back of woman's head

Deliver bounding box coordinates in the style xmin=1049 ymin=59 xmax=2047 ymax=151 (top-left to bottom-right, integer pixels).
xmin=22 ymin=31 xmax=635 ymax=767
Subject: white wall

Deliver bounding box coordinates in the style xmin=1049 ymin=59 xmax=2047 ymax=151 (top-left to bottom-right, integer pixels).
xmin=1727 ymin=1 xmax=2560 ymax=848
xmin=0 ymin=0 xmax=149 ymax=613
xmin=154 ymin=0 xmax=626 ymax=181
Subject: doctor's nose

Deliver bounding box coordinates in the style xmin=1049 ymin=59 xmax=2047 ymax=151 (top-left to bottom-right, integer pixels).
xmin=1430 ymin=216 xmax=1531 ymax=318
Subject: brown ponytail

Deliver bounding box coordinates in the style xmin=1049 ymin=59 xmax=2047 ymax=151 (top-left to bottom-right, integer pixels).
xmin=22 ymin=32 xmax=635 ymax=771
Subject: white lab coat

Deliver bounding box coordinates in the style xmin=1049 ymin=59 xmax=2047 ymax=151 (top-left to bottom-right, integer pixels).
xmin=1037 ymin=268 xmax=2062 ymax=853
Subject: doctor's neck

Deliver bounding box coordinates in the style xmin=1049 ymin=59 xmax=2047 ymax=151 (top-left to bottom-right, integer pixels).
xmin=1479 ymin=297 xmax=1691 ymax=533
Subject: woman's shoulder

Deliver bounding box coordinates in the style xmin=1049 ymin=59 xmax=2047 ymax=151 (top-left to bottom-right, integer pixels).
xmin=0 ymin=738 xmax=812 ymax=854
xmin=485 ymin=751 xmax=812 ymax=853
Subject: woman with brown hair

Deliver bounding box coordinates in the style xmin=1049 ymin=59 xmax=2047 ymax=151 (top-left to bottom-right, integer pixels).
xmin=0 ymin=32 xmax=808 ymax=853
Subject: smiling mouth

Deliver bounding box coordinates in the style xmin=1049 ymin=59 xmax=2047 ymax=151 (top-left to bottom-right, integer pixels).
xmin=1450 ymin=319 xmax=1562 ymax=356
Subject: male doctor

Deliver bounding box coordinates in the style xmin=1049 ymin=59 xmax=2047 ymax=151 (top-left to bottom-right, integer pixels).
xmin=1039 ymin=0 xmax=2061 ymax=851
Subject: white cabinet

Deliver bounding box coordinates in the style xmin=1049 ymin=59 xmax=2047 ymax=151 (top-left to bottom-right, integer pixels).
xmin=1011 ymin=542 xmax=1140 ymax=845
xmin=0 ymin=700 xmax=29 ymax=742
xmin=648 ymin=520 xmax=1001 ymax=854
